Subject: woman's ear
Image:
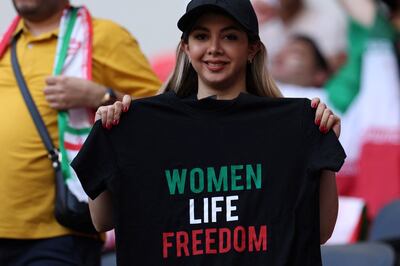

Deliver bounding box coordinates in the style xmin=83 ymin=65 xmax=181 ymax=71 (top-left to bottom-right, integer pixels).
xmin=248 ymin=41 xmax=261 ymax=62
xmin=181 ymin=41 xmax=190 ymax=58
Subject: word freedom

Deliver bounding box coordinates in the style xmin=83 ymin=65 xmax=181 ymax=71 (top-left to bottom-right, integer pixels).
xmin=162 ymin=225 xmax=267 ymax=258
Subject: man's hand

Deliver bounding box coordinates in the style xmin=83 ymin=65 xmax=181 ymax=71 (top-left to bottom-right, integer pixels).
xmin=44 ymin=76 xmax=107 ymax=110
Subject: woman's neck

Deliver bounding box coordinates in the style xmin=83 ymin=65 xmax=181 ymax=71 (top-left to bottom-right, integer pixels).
xmin=197 ymin=81 xmax=247 ymax=100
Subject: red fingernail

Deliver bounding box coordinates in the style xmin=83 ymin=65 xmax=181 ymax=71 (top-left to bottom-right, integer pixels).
xmin=113 ymin=119 xmax=118 ymax=125
xmin=320 ymin=126 xmax=326 ymax=132
xmin=106 ymin=124 xmax=111 ymax=130
xmin=315 ymin=119 xmax=321 ymax=126
xmin=311 ymin=102 xmax=317 ymax=108
xmin=123 ymin=107 xmax=128 ymax=112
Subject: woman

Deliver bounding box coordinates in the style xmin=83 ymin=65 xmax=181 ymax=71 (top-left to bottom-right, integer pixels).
xmin=72 ymin=0 xmax=345 ymax=265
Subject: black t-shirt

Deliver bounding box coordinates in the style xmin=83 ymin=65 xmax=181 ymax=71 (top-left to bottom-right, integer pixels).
xmin=72 ymin=91 xmax=346 ymax=266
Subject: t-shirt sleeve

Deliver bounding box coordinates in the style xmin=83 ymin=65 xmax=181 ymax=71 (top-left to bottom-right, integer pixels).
xmin=71 ymin=121 xmax=118 ymax=200
xmin=92 ymin=19 xmax=162 ymax=98
xmin=302 ymin=99 xmax=347 ymax=173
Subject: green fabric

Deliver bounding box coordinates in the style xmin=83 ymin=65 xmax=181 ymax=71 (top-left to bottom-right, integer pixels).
xmin=54 ymin=8 xmax=78 ymax=76
xmin=325 ymin=10 xmax=397 ymax=113
xmin=53 ymin=8 xmax=80 ymax=181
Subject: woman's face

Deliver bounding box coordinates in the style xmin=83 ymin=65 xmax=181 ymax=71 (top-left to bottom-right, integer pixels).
xmin=182 ymin=13 xmax=259 ymax=97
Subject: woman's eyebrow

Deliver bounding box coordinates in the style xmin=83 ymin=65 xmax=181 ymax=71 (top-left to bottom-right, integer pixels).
xmin=220 ymin=25 xmax=241 ymax=32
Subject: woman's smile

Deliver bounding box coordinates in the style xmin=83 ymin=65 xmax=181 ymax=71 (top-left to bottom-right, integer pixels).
xmin=203 ymin=60 xmax=229 ymax=72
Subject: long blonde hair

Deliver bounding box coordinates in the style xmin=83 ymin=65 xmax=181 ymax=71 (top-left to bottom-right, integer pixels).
xmin=161 ymin=32 xmax=282 ymax=99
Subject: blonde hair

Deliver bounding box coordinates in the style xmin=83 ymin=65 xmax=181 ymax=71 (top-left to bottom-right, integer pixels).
xmin=161 ymin=38 xmax=282 ymax=99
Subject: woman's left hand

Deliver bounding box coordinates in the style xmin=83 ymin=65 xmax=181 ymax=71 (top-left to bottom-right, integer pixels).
xmin=95 ymin=95 xmax=131 ymax=129
xmin=311 ymin=98 xmax=341 ymax=138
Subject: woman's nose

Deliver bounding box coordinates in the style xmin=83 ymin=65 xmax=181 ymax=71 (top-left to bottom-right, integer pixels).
xmin=207 ymin=37 xmax=223 ymax=55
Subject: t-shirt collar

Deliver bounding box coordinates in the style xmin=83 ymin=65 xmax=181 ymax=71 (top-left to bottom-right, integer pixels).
xmin=13 ymin=19 xmax=59 ymax=41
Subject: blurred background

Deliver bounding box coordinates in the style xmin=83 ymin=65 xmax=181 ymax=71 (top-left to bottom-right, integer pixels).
xmin=2 ymin=0 xmax=400 ymax=265
xmin=0 ymin=0 xmax=347 ymax=63
xmin=1 ymin=0 xmax=185 ymax=57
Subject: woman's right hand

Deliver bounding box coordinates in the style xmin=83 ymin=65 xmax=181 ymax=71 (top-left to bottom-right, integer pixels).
xmin=95 ymin=95 xmax=132 ymax=129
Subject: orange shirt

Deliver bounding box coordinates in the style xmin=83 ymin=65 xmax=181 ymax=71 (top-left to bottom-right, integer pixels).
xmin=0 ymin=18 xmax=161 ymax=239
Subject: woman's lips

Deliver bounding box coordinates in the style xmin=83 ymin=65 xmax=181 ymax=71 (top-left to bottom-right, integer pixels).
xmin=204 ymin=61 xmax=228 ymax=72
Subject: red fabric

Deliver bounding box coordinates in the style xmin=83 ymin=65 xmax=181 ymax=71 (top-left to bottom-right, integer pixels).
xmin=337 ymin=142 xmax=400 ymax=219
xmin=0 ymin=16 xmax=20 ymax=59
xmin=150 ymin=53 xmax=176 ymax=82
xmin=82 ymin=6 xmax=93 ymax=80
xmin=337 ymin=174 xmax=357 ymax=196
xmin=355 ymin=143 xmax=400 ymax=218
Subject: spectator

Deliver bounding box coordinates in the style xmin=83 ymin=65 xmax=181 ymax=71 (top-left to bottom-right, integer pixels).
xmin=271 ymin=34 xmax=331 ymax=88
xmin=0 ymin=0 xmax=160 ymax=265
xmin=324 ymin=0 xmax=400 ymax=217
xmin=252 ymin=0 xmax=347 ymax=69
xmin=326 ymin=0 xmax=399 ymax=113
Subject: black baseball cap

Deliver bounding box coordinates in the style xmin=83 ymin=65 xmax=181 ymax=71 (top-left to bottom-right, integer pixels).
xmin=178 ymin=0 xmax=260 ymax=40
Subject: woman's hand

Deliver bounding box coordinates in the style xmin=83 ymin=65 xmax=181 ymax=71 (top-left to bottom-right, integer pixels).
xmin=311 ymin=98 xmax=341 ymax=138
xmin=95 ymin=95 xmax=132 ymax=129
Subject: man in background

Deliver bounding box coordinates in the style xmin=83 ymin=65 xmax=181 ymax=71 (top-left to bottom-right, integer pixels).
xmin=271 ymin=34 xmax=331 ymax=89
xmin=252 ymin=0 xmax=347 ymax=65
xmin=0 ymin=0 xmax=161 ymax=265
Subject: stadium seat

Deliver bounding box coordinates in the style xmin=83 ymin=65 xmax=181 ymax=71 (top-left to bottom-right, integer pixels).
xmin=321 ymin=242 xmax=395 ymax=266
xmin=101 ymin=252 xmax=116 ymax=266
xmin=369 ymin=199 xmax=400 ymax=241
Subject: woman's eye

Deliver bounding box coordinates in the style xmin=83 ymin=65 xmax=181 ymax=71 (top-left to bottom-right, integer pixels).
xmin=224 ymin=34 xmax=238 ymax=41
xmin=193 ymin=34 xmax=208 ymax=40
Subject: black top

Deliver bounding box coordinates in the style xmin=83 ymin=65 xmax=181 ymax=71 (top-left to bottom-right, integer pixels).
xmin=72 ymin=91 xmax=346 ymax=266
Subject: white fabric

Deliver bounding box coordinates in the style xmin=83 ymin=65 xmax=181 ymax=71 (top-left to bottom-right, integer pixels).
xmin=56 ymin=8 xmax=92 ymax=203
xmin=327 ymin=196 xmax=366 ymax=244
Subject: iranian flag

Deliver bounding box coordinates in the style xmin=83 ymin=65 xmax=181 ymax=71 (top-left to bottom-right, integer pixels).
xmin=338 ymin=40 xmax=400 ymax=218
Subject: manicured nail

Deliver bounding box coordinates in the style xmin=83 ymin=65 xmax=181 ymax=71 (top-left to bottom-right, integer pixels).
xmin=113 ymin=119 xmax=118 ymax=125
xmin=123 ymin=106 xmax=128 ymax=112
xmin=315 ymin=119 xmax=321 ymax=126
xmin=106 ymin=124 xmax=111 ymax=130
xmin=311 ymin=102 xmax=317 ymax=108
xmin=320 ymin=126 xmax=326 ymax=132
